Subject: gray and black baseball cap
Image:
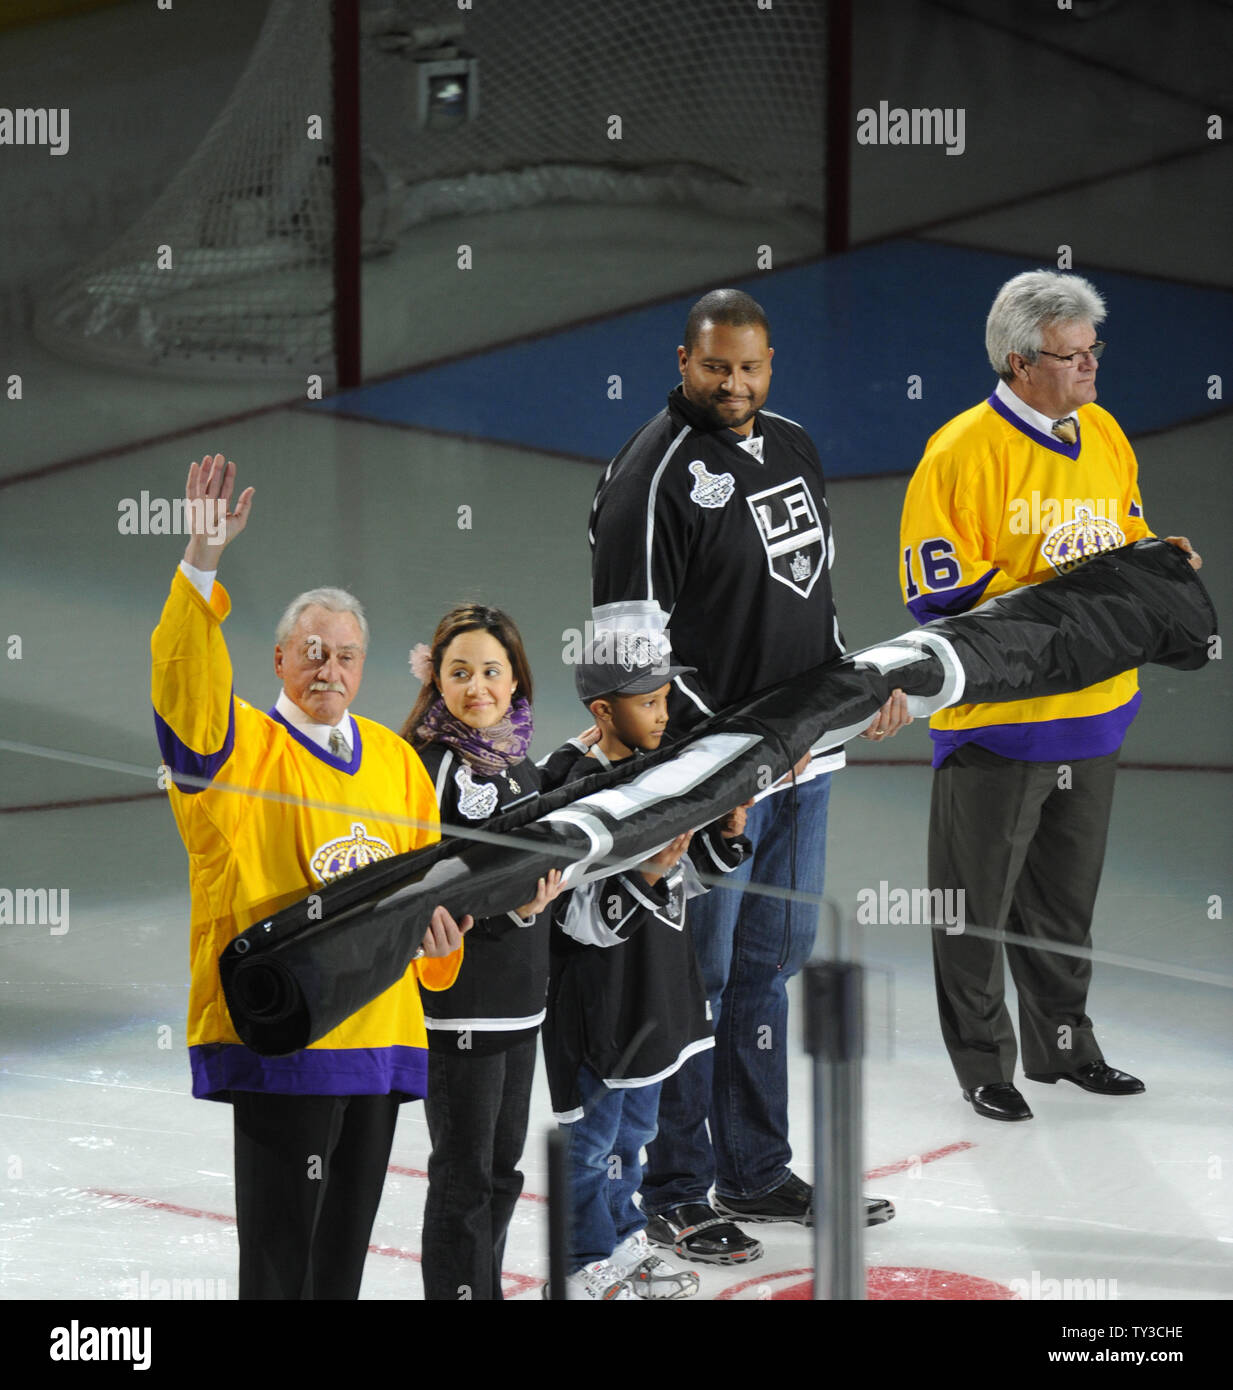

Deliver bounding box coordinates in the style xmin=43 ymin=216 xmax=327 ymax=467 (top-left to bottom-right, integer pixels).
xmin=575 ymin=631 xmax=695 ymax=704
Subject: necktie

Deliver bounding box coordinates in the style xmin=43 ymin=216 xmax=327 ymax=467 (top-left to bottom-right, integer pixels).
xmin=1051 ymin=416 xmax=1077 ymax=445
xmin=329 ymin=727 xmax=350 ymax=759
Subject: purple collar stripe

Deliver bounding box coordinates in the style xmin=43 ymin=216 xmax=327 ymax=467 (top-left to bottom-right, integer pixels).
xmin=986 ymin=393 xmax=1081 ymax=459
xmin=268 ymin=708 xmax=364 ymax=775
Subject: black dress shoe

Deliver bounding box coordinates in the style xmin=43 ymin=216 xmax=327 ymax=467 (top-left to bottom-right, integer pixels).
xmin=1024 ymin=1061 xmax=1145 ymax=1095
xmin=962 ymin=1082 xmax=1033 ymax=1121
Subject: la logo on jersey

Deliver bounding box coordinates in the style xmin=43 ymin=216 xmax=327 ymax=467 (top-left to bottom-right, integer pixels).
xmin=747 ymin=477 xmax=825 ymax=597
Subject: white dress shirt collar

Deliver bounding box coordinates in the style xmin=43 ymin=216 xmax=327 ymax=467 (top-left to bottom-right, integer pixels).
xmin=275 ymin=691 xmax=354 ymax=755
xmin=995 ymin=377 xmax=1071 ymax=437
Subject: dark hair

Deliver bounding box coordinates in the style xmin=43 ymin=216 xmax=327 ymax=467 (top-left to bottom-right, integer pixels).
xmin=683 ymin=288 xmax=772 ymax=353
xmin=400 ymin=603 xmax=533 ymax=746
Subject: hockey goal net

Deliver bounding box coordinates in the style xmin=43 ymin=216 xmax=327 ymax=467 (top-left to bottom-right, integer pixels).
xmin=35 ymin=0 xmax=830 ymax=380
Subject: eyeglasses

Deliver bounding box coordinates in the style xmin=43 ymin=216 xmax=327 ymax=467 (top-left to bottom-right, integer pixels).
xmin=1035 ymin=341 xmax=1105 ymax=366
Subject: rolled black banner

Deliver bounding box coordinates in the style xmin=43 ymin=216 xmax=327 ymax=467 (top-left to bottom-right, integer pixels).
xmin=220 ymin=539 xmax=1214 ymax=1055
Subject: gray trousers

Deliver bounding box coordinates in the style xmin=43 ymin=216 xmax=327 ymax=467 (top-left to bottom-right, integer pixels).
xmin=928 ymin=742 xmax=1119 ymax=1088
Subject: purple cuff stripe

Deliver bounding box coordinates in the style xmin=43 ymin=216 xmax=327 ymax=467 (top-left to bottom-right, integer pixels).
xmin=154 ymin=698 xmax=236 ymax=794
xmin=930 ymin=691 xmax=1141 ymax=767
xmin=908 ymin=567 xmax=999 ymax=624
xmin=190 ymin=1042 xmax=429 ymax=1100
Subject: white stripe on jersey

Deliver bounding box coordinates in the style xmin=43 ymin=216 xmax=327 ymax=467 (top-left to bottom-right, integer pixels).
xmin=644 ymin=424 xmax=693 ymax=603
xmin=433 ymin=749 xmax=455 ymax=807
xmin=760 ymin=407 xmax=807 ymax=431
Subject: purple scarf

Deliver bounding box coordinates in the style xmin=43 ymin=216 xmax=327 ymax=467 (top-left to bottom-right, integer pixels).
xmin=416 ymin=695 xmax=534 ymax=775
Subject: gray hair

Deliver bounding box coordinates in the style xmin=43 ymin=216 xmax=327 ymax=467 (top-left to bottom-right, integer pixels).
xmin=276 ymin=588 xmax=369 ymax=651
xmin=985 ymin=271 xmax=1106 ymax=379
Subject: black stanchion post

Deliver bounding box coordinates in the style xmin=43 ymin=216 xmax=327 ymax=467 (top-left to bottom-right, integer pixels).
xmin=805 ymin=941 xmax=866 ymax=1301
xmin=546 ymin=1126 xmax=569 ymax=1300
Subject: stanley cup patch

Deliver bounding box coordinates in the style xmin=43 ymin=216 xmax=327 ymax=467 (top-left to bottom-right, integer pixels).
xmin=746 ymin=477 xmax=825 ymax=597
xmin=455 ymin=763 xmax=500 ymax=820
xmin=687 ymin=459 xmax=736 ymax=509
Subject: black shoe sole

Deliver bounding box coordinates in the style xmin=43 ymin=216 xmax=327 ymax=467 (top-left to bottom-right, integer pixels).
xmin=711 ymin=1204 xmax=808 ymax=1226
xmin=713 ymin=1199 xmax=897 ymax=1228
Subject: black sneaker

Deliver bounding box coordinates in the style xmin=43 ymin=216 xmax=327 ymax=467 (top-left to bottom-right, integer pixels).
xmin=643 ymin=1202 xmax=763 ymax=1265
xmin=714 ymin=1173 xmax=896 ymax=1228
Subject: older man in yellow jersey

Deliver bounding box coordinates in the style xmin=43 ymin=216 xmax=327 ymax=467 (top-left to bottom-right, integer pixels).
xmin=152 ymin=454 xmax=469 ymax=1298
xmin=899 ymin=272 xmax=1201 ymax=1123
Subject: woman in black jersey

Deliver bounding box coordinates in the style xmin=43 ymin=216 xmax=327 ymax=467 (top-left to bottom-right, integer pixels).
xmin=400 ymin=604 xmax=562 ymax=1301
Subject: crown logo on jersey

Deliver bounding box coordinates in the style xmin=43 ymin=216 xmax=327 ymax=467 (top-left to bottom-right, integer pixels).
xmin=455 ymin=763 xmax=499 ymax=821
xmin=1040 ymin=506 xmax=1125 ymax=576
xmin=688 ymin=460 xmax=736 ymax=509
xmin=790 ymin=551 xmax=812 ymax=582
xmin=311 ymin=822 xmax=395 ymax=882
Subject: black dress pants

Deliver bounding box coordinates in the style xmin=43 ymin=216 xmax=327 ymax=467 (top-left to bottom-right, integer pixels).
xmin=929 ymin=743 xmax=1119 ymax=1088
xmin=420 ymin=1035 xmax=537 ymax=1301
xmin=232 ymin=1090 xmax=402 ymax=1300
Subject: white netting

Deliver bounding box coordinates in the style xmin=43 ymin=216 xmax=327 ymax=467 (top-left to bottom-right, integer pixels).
xmin=35 ymin=0 xmax=827 ymax=379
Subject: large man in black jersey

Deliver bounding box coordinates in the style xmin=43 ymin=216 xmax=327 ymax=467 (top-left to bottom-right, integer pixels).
xmin=588 ymin=289 xmax=908 ymax=1263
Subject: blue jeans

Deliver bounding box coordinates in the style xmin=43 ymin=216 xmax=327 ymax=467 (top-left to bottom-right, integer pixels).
xmin=565 ymin=1068 xmax=662 ymax=1270
xmin=643 ymin=773 xmax=831 ymax=1210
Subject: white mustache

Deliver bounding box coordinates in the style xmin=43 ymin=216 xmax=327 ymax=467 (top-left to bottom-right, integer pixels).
xmin=309 ymin=681 xmax=346 ymax=694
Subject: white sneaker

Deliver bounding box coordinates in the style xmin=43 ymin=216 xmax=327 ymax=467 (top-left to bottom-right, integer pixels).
xmin=610 ymin=1230 xmax=701 ymax=1299
xmin=563 ymin=1258 xmax=637 ymax=1301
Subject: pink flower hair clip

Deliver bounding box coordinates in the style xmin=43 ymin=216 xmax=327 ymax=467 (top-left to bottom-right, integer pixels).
xmin=408 ymin=643 xmax=434 ymax=682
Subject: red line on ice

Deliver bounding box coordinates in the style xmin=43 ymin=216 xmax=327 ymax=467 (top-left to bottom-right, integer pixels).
xmin=864 ymin=1140 xmax=975 ymax=1180
xmin=84 ymin=1186 xmax=540 ymax=1294
xmin=386 ymin=1163 xmax=548 ymax=1203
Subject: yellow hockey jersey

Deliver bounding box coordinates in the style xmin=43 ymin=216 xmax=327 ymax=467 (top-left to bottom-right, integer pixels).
xmin=151 ymin=569 xmax=458 ymax=1100
xmin=900 ymin=393 xmax=1152 ymax=764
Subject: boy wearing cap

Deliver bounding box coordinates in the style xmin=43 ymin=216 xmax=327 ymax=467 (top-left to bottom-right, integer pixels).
xmin=541 ymin=635 xmax=751 ymax=1300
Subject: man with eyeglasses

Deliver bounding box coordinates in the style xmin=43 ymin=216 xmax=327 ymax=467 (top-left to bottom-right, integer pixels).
xmin=899 ymin=270 xmax=1201 ymax=1123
